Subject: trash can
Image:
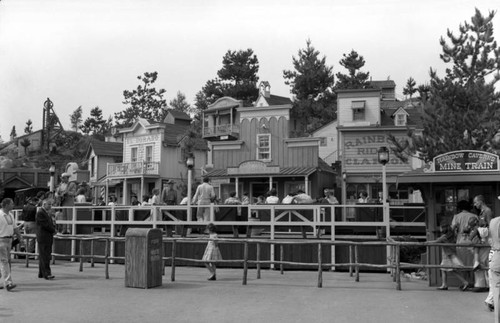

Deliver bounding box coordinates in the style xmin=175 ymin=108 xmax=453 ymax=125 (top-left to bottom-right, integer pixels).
xmin=125 ymin=228 xmax=163 ymax=289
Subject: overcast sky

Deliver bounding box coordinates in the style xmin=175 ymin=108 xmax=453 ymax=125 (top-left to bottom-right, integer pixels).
xmin=1 ymin=0 xmax=499 ymax=141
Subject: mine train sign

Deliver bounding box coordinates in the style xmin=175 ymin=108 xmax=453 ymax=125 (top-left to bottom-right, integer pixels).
xmin=433 ymin=150 xmax=499 ymax=172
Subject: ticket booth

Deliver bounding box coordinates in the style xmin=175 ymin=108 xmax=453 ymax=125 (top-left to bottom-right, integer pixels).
xmin=398 ymin=150 xmax=500 ymax=286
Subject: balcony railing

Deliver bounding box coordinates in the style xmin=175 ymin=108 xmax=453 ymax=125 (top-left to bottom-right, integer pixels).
xmin=107 ymin=161 xmax=160 ymax=177
xmin=203 ymin=124 xmax=240 ymax=137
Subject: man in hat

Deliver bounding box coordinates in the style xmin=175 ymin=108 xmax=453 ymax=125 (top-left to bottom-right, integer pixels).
xmin=54 ymin=172 xmax=77 ymax=234
xmin=161 ymin=180 xmax=178 ymax=236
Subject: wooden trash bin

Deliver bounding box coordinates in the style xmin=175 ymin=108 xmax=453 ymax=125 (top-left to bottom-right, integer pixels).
xmin=125 ymin=228 xmax=163 ymax=289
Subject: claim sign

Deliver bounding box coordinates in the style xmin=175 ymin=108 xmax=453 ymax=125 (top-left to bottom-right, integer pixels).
xmin=433 ymin=150 xmax=499 ymax=172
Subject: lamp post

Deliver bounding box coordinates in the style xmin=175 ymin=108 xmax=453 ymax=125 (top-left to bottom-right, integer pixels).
xmin=378 ymin=147 xmax=390 ymax=242
xmin=186 ymin=156 xmax=195 ymax=223
xmin=49 ymin=162 xmax=56 ymax=193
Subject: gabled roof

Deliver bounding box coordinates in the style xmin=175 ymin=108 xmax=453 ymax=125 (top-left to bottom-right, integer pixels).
xmin=380 ymin=107 xmax=423 ymax=128
xmin=88 ymin=140 xmax=123 ymax=157
xmin=167 ymin=110 xmax=191 ymax=121
xmin=263 ymin=94 xmax=292 ymax=106
xmin=392 ymin=107 xmax=409 ymax=117
xmin=369 ymin=80 xmax=396 ymax=89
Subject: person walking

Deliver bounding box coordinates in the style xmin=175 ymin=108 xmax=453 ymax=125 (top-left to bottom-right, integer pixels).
xmin=161 ymin=180 xmax=178 ymax=236
xmin=22 ymin=197 xmax=38 ymax=255
xmin=0 ymin=198 xmax=22 ymax=291
xmin=36 ymin=198 xmax=57 ymax=280
xmin=202 ymin=223 xmax=222 ymax=281
xmin=192 ymin=177 xmax=216 ymax=222
xmin=488 ymin=214 xmax=500 ymax=322
xmin=471 ymin=195 xmax=493 ymax=293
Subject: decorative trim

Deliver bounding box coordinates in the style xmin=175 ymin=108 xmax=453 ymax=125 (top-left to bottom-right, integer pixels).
xmin=285 ymin=138 xmax=320 ymax=148
xmin=212 ymin=140 xmax=244 ymax=150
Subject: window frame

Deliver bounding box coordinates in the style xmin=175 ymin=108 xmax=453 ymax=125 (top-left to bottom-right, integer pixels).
xmin=145 ymin=145 xmax=153 ymax=162
xmin=256 ymin=133 xmax=271 ymax=161
xmin=131 ymin=147 xmax=138 ymax=162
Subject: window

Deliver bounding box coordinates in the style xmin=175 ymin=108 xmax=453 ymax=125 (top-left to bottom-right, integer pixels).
xmin=319 ymin=137 xmax=327 ymax=146
xmin=257 ymin=134 xmax=271 ymax=161
xmin=145 ymin=145 xmax=153 ymax=162
xmin=351 ymin=101 xmax=365 ymax=121
xmin=395 ymin=114 xmax=406 ymax=126
xmin=131 ymin=147 xmax=138 ymax=162
xmin=90 ymin=157 xmax=95 ymax=177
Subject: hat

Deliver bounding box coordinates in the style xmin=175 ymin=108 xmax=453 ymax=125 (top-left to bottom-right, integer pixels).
xmin=61 ymin=172 xmax=70 ymax=178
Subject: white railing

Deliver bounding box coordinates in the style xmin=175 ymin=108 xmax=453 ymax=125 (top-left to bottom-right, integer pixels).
xmin=107 ymin=161 xmax=160 ymax=177
xmin=12 ymin=203 xmax=426 ymax=268
xmin=203 ymin=124 xmax=240 ymax=137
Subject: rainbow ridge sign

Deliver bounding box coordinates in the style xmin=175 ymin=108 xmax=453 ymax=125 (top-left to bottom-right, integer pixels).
xmin=433 ymin=150 xmax=499 ymax=172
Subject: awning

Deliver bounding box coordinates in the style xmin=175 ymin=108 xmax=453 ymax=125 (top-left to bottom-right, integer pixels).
xmin=205 ymin=166 xmax=319 ymax=178
xmin=397 ymin=167 xmax=500 ymax=184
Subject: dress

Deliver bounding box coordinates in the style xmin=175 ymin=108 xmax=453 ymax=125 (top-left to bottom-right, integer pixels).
xmin=436 ymin=231 xmax=463 ymax=271
xmin=202 ymin=233 xmax=222 ymax=261
xmin=451 ymin=210 xmax=478 ymax=267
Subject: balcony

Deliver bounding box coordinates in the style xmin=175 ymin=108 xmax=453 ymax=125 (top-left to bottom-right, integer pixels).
xmin=107 ymin=161 xmax=160 ymax=177
xmin=203 ymin=124 xmax=240 ymax=140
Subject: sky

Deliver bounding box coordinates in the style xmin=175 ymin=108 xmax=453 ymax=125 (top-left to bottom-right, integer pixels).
xmin=1 ymin=0 xmax=499 ymax=141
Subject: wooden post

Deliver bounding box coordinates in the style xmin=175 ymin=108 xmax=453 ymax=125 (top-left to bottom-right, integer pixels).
xmin=349 ymin=245 xmax=353 ymax=277
xmin=25 ymin=236 xmax=30 ymax=268
xmin=171 ymin=240 xmax=176 ymax=282
xmin=243 ymin=241 xmax=248 ymax=285
xmin=355 ymin=244 xmax=359 ymax=282
xmin=90 ymin=239 xmax=95 ymax=268
xmin=317 ymin=242 xmax=323 ymax=288
xmin=256 ymin=242 xmax=261 ymax=279
xmin=280 ymin=244 xmax=284 ymax=275
xmin=396 ymin=244 xmax=401 ymax=291
xmin=105 ymin=238 xmax=109 ymax=279
xmin=426 ymin=245 xmax=431 ymax=287
xmin=392 ymin=245 xmax=397 ymax=283
xmin=79 ymin=239 xmax=84 ymax=272
xmin=52 ymin=239 xmax=56 ymax=265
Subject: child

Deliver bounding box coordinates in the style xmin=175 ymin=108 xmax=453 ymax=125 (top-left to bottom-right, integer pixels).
xmin=203 ymin=223 xmax=222 ymax=281
xmin=469 ymin=217 xmax=489 ymax=271
xmin=433 ymin=222 xmax=471 ymax=290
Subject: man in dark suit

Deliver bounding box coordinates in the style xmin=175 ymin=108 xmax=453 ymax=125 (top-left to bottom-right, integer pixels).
xmin=36 ymin=199 xmax=56 ymax=280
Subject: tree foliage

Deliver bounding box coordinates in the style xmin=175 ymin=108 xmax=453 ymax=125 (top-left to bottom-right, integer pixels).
xmin=24 ymin=119 xmax=33 ymax=134
xmin=80 ymin=107 xmax=112 ymax=137
xmin=195 ymin=49 xmax=260 ymax=113
xmin=335 ymin=50 xmax=370 ymax=90
xmin=70 ymin=106 xmax=83 ymax=131
xmin=403 ymin=77 xmax=417 ymax=102
xmin=20 ymin=138 xmax=31 ymax=156
xmin=10 ymin=126 xmax=16 ymax=139
xmin=283 ymin=39 xmax=336 ymax=135
xmin=115 ymin=72 xmax=167 ymax=126
xmin=391 ymin=9 xmax=500 ymax=163
xmin=169 ymin=91 xmax=195 ymax=115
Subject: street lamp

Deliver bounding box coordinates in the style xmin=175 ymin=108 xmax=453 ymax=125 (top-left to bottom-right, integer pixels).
xmin=49 ymin=162 xmax=56 ymax=192
xmin=186 ymin=156 xmax=195 ymax=223
xmin=378 ymin=147 xmax=389 ymax=241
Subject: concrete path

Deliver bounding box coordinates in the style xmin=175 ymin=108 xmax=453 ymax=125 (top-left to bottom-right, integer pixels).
xmin=1 ymin=259 xmax=494 ymax=323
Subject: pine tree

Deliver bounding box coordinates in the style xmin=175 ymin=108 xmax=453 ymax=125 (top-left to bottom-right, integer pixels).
xmin=403 ymin=77 xmax=417 ymax=103
xmin=169 ymin=91 xmax=195 ymax=115
xmin=80 ymin=107 xmax=111 ymax=136
xmin=70 ymin=106 xmax=83 ymax=131
xmin=335 ymin=50 xmax=370 ymax=90
xmin=115 ymin=72 xmax=167 ymax=126
xmin=24 ymin=119 xmax=33 ymax=134
xmin=10 ymin=126 xmax=17 ymax=140
xmin=283 ymin=39 xmax=336 ymax=134
xmin=391 ymin=9 xmax=500 ymax=163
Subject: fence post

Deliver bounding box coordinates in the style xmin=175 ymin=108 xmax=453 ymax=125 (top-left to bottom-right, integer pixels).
xmin=270 ymin=206 xmax=275 ymax=270
xmin=355 ymin=244 xmax=359 ymax=282
xmin=71 ymin=207 xmax=77 ymax=260
xmin=110 ymin=207 xmax=116 ymax=264
xmin=171 ymin=240 xmax=176 ymax=282
xmin=396 ymin=244 xmax=401 ymax=290
xmin=243 ymin=241 xmax=248 ymax=285
xmin=105 ymin=238 xmax=110 ymax=279
xmin=426 ymin=244 xmax=431 ymax=287
xmin=392 ymin=244 xmax=397 ymax=283
xmin=349 ymin=245 xmax=353 ymax=277
xmin=256 ymin=242 xmax=261 ymax=279
xmin=79 ymin=239 xmax=84 ymax=272
xmin=280 ymin=244 xmax=284 ymax=275
xmin=25 ymin=236 xmax=30 ymax=267
xmin=90 ymin=239 xmax=95 ymax=268
xmin=317 ymin=242 xmax=323 ymax=288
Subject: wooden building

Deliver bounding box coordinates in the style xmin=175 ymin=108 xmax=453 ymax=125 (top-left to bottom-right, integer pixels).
xmin=203 ymin=82 xmax=336 ymax=202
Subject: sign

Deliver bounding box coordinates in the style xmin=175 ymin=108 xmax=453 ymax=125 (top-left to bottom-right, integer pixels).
xmin=227 ymin=160 xmax=280 ymax=175
xmin=433 ymin=150 xmax=499 ymax=172
xmin=125 ymin=134 xmax=160 ymax=145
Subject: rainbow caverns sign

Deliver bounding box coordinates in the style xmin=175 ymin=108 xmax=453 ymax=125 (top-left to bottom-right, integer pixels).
xmin=433 ymin=150 xmax=499 ymax=172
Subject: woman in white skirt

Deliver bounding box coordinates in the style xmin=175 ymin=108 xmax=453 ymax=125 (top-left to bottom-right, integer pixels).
xmin=203 ymin=223 xmax=222 ymax=280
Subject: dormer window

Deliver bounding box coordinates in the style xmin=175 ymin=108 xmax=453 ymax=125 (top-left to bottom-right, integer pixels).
xmin=392 ymin=107 xmax=409 ymax=126
xmin=351 ymin=101 xmax=365 ymax=121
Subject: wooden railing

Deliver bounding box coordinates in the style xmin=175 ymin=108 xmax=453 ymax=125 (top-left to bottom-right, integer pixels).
xmin=12 ymin=234 xmax=488 ymax=290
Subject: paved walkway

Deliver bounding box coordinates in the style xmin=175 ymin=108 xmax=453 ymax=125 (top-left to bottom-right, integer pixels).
xmin=1 ymin=259 xmax=495 ymax=323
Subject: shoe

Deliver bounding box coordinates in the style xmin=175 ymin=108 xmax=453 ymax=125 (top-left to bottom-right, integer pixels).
xmin=485 ymin=302 xmax=495 ymax=312
xmin=44 ymin=275 xmax=55 ymax=280
xmin=436 ymin=286 xmax=448 ymax=290
xmin=6 ymin=284 xmax=16 ymax=291
xmin=470 ymin=287 xmax=489 ymax=293
xmin=460 ymin=283 xmax=474 ymax=291
xmin=208 ymin=275 xmax=216 ymax=281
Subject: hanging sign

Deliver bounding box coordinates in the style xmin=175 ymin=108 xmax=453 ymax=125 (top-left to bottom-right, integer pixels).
xmin=433 ymin=150 xmax=499 ymax=172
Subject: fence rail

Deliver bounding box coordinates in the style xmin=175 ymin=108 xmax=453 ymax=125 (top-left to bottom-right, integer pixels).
xmin=12 ymin=233 xmax=489 ymax=290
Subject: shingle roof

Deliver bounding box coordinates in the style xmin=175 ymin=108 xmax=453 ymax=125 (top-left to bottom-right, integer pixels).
xmin=380 ymin=107 xmax=424 ymax=128
xmin=264 ymin=94 xmax=292 ymax=106
xmin=167 ymin=110 xmax=191 ymax=120
xmin=90 ymin=141 xmax=123 ymax=156
xmin=370 ymin=80 xmax=396 ymax=89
